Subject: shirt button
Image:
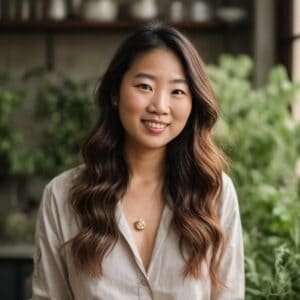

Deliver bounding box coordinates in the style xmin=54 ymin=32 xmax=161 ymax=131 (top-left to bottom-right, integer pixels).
xmin=139 ymin=276 xmax=149 ymax=287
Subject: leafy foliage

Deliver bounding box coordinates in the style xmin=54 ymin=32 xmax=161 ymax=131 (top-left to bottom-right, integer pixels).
xmin=0 ymin=73 xmax=38 ymax=178
xmin=23 ymin=69 xmax=96 ymax=178
xmin=208 ymin=55 xmax=300 ymax=299
xmin=2 ymin=211 xmax=36 ymax=243
xmin=0 ymin=70 xmax=95 ymax=243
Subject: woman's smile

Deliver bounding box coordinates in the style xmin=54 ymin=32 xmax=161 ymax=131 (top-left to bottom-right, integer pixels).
xmin=142 ymin=119 xmax=170 ymax=134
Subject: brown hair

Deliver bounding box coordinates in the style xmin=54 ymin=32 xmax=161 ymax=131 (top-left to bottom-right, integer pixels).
xmin=69 ymin=22 xmax=228 ymax=289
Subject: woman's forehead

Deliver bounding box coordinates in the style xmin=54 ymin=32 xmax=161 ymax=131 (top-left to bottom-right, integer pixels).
xmin=125 ymin=48 xmax=187 ymax=80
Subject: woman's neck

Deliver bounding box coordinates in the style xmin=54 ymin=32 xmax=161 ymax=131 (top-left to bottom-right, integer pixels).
xmin=124 ymin=144 xmax=166 ymax=184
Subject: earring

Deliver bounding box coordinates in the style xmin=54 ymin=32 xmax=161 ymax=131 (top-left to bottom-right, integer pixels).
xmin=112 ymin=98 xmax=118 ymax=108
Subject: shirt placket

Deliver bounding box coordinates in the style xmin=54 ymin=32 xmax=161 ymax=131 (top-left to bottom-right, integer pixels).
xmin=136 ymin=271 xmax=153 ymax=300
xmin=115 ymin=201 xmax=173 ymax=300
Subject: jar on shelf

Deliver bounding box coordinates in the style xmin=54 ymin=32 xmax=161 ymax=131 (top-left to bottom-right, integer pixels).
xmin=82 ymin=0 xmax=118 ymax=21
xmin=189 ymin=0 xmax=212 ymax=22
xmin=215 ymin=6 xmax=247 ymax=24
xmin=169 ymin=1 xmax=185 ymax=22
xmin=21 ymin=0 xmax=31 ymax=20
xmin=48 ymin=0 xmax=67 ymax=20
xmin=130 ymin=0 xmax=158 ymax=20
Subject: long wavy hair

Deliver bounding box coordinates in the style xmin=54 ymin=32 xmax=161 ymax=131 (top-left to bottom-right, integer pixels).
xmin=69 ymin=22 xmax=228 ymax=289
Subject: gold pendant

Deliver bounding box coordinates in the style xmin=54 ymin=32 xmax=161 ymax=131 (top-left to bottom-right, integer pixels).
xmin=134 ymin=218 xmax=146 ymax=231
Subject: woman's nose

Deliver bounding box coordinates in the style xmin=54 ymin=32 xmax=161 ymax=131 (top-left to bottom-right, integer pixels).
xmin=147 ymin=92 xmax=170 ymax=114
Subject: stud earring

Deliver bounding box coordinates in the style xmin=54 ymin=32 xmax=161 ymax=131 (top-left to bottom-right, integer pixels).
xmin=112 ymin=98 xmax=118 ymax=109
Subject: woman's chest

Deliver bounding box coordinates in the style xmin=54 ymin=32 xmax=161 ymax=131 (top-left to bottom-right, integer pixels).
xmin=121 ymin=192 xmax=165 ymax=272
xmin=65 ymin=229 xmax=211 ymax=300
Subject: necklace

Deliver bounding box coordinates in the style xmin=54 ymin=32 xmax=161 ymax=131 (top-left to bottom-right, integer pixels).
xmin=134 ymin=218 xmax=146 ymax=231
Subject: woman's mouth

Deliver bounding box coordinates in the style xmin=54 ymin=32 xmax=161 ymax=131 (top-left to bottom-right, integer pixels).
xmin=142 ymin=120 xmax=170 ymax=134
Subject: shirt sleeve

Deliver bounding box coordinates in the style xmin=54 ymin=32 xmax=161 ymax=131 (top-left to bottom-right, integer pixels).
xmin=211 ymin=175 xmax=245 ymax=300
xmin=32 ymin=182 xmax=73 ymax=300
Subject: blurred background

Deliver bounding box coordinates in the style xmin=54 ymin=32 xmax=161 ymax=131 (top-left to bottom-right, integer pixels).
xmin=0 ymin=0 xmax=299 ymax=299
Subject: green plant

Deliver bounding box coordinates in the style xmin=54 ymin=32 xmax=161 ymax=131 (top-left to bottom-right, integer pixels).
xmin=208 ymin=55 xmax=300 ymax=299
xmin=0 ymin=73 xmax=42 ymax=243
xmin=0 ymin=73 xmax=38 ymax=178
xmin=0 ymin=70 xmax=95 ymax=243
xmin=24 ymin=69 xmax=96 ymax=178
xmin=2 ymin=211 xmax=37 ymax=243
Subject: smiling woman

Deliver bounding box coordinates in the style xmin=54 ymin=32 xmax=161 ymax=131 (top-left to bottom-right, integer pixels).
xmin=31 ymin=22 xmax=244 ymax=300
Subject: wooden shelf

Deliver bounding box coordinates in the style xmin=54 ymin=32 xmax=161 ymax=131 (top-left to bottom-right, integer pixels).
xmin=0 ymin=19 xmax=251 ymax=71
xmin=0 ymin=19 xmax=249 ymax=33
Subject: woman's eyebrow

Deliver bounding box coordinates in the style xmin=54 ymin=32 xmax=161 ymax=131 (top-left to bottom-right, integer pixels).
xmin=133 ymin=72 xmax=187 ymax=84
xmin=171 ymin=78 xmax=187 ymax=84
xmin=134 ymin=72 xmax=155 ymax=80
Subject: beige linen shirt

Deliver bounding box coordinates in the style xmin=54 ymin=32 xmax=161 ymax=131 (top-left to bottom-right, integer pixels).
xmin=32 ymin=166 xmax=244 ymax=300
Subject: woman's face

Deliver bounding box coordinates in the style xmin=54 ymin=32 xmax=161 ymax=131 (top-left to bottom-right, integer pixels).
xmin=118 ymin=48 xmax=192 ymax=152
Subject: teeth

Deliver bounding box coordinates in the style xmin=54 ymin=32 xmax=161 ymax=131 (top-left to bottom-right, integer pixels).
xmin=143 ymin=121 xmax=167 ymax=129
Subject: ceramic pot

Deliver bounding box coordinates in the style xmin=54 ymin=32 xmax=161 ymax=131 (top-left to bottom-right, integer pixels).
xmin=130 ymin=0 xmax=158 ymax=20
xmin=190 ymin=0 xmax=212 ymax=22
xmin=49 ymin=0 xmax=67 ymax=20
xmin=83 ymin=0 xmax=118 ymax=21
xmin=169 ymin=1 xmax=184 ymax=22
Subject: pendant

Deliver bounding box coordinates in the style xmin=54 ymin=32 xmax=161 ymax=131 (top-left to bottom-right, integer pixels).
xmin=134 ymin=218 xmax=146 ymax=231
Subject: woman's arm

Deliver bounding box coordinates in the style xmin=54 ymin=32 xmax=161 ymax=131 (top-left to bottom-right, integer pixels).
xmin=211 ymin=175 xmax=245 ymax=300
xmin=32 ymin=183 xmax=73 ymax=299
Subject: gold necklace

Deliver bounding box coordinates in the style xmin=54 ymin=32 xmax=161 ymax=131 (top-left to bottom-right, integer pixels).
xmin=134 ymin=218 xmax=146 ymax=231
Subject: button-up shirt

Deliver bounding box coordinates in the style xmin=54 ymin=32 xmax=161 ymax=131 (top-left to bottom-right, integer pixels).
xmin=32 ymin=166 xmax=245 ymax=299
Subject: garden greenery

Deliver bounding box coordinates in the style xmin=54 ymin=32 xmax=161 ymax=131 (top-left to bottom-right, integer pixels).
xmin=208 ymin=55 xmax=300 ymax=299
xmin=0 ymin=73 xmax=34 ymax=178
xmin=23 ymin=68 xmax=96 ymax=178
xmin=0 ymin=55 xmax=300 ymax=299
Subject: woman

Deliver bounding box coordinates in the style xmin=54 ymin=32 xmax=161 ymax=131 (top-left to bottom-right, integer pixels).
xmin=32 ymin=22 xmax=244 ymax=299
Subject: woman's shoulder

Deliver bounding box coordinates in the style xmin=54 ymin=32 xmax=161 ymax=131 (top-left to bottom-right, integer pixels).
xmin=219 ymin=172 xmax=240 ymax=222
xmin=38 ymin=165 xmax=85 ymax=240
xmin=221 ymin=172 xmax=236 ymax=196
xmin=45 ymin=164 xmax=85 ymax=195
xmin=40 ymin=164 xmax=85 ymax=216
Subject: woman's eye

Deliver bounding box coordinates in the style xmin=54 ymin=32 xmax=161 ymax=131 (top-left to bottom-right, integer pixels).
xmin=136 ymin=83 xmax=152 ymax=91
xmin=173 ymin=89 xmax=185 ymax=95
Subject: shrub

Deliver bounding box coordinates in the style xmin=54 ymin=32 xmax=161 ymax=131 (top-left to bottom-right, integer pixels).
xmin=208 ymin=55 xmax=300 ymax=299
